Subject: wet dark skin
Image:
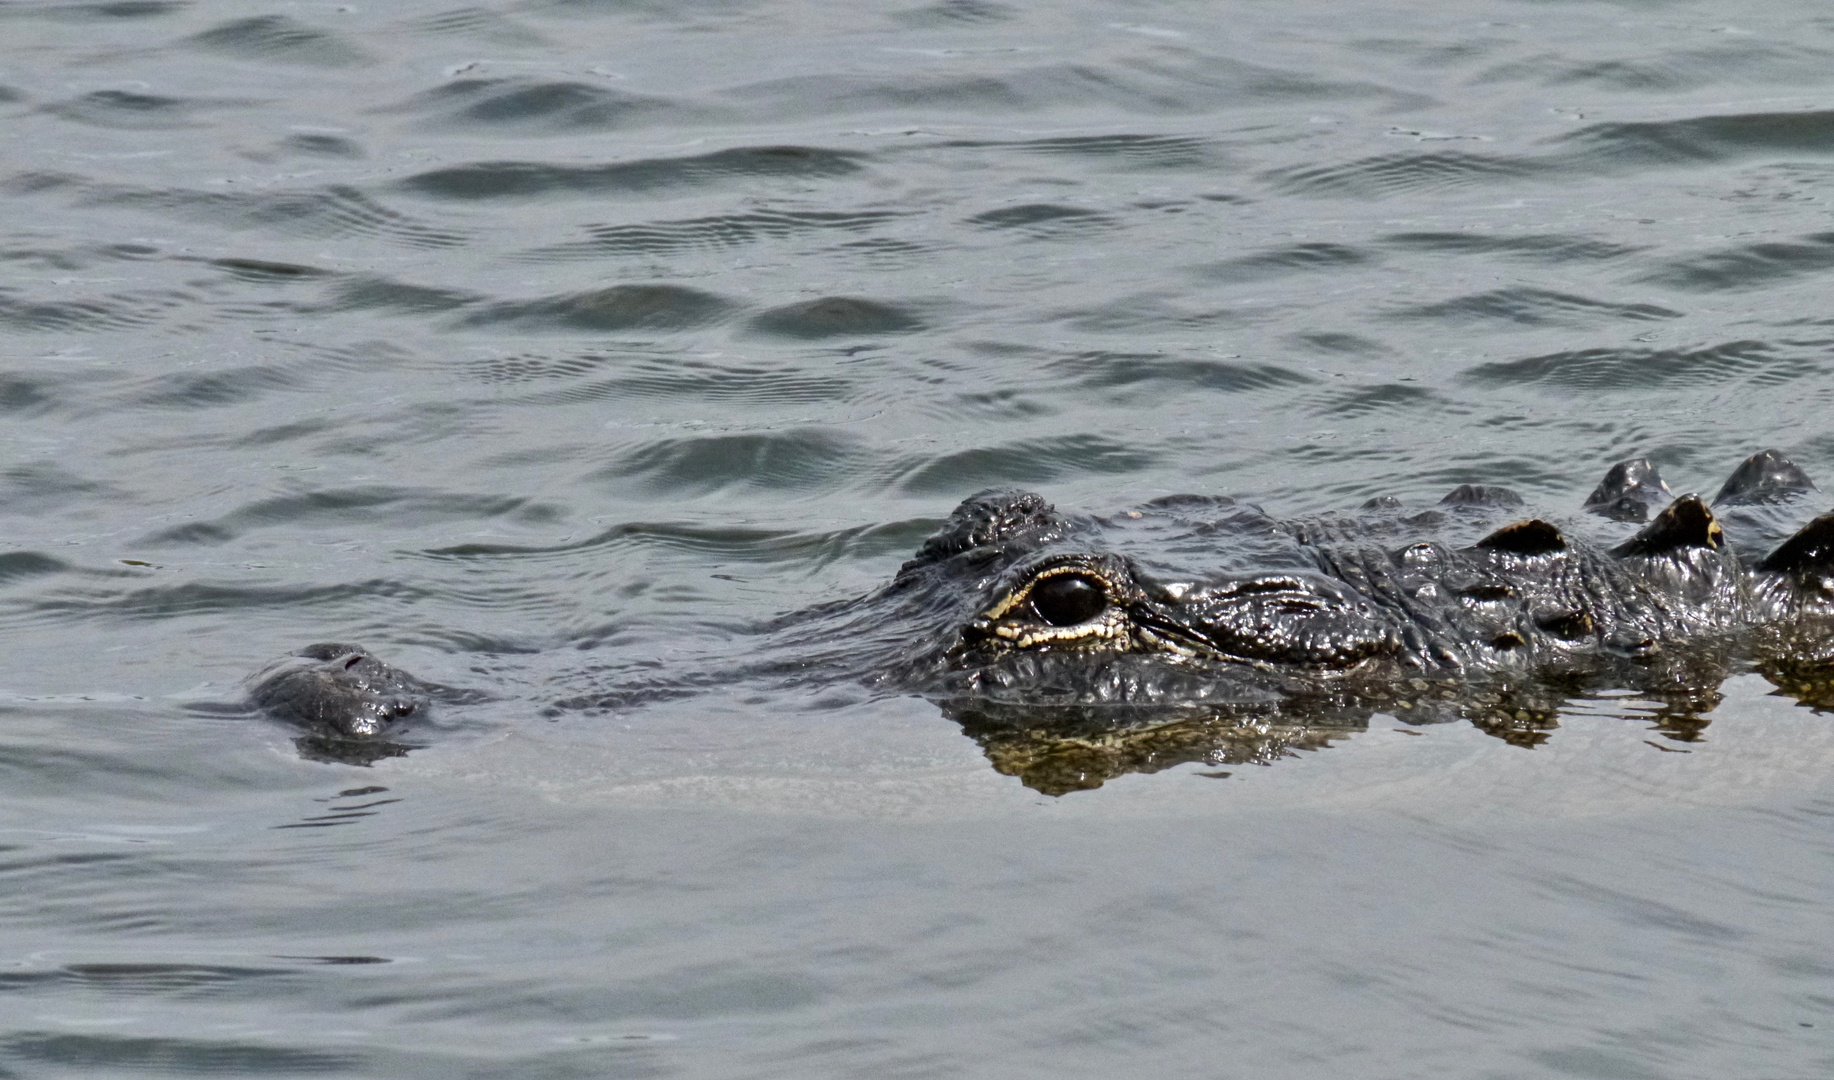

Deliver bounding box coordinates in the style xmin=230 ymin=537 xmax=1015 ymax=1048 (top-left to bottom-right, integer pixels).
xmin=251 ymin=450 xmax=1834 ymax=792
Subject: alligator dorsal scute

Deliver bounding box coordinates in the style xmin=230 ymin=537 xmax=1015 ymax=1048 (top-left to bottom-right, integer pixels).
xmin=1611 ymin=495 xmax=1722 ymax=557
xmin=1534 ymin=607 xmax=1595 ymax=640
xmin=1713 ymin=449 xmax=1817 ymax=506
xmin=1757 ymin=511 xmax=1834 ymax=579
xmin=1441 ymin=484 xmax=1524 ymax=508
xmin=1583 ymin=457 xmax=1672 ymax=523
xmin=1475 ymin=519 xmax=1566 ymax=556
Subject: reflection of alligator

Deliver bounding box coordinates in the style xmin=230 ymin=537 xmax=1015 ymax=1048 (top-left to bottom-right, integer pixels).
xmin=252 ymin=450 xmax=1834 ymax=791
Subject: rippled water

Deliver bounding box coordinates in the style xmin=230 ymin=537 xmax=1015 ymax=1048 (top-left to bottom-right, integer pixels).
xmin=5 ymin=0 xmax=1834 ymax=1074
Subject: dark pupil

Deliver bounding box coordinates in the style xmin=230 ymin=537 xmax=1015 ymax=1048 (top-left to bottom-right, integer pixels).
xmin=1029 ymin=574 xmax=1108 ymax=627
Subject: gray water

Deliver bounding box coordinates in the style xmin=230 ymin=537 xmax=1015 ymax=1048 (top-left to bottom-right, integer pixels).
xmin=4 ymin=0 xmax=1834 ymax=1075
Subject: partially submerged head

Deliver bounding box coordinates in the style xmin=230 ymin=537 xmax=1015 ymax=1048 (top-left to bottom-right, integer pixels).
xmin=887 ymin=489 xmax=1401 ymax=703
xmin=959 ymin=551 xmax=1398 ymax=669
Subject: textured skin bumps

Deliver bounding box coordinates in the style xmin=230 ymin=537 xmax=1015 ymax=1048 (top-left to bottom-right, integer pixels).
xmin=885 ymin=450 xmax=1834 ymax=705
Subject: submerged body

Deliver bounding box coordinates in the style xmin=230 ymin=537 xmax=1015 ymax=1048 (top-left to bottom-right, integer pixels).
xmin=248 ymin=450 xmax=1834 ymax=788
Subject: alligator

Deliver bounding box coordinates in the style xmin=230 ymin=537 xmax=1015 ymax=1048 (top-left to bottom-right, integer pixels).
xmin=249 ymin=450 xmax=1834 ymax=792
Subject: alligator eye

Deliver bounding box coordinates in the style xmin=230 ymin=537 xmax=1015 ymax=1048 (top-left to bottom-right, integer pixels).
xmin=1029 ymin=573 xmax=1109 ymax=626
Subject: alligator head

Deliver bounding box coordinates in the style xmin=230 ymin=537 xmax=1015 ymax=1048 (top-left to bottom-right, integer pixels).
xmin=958 ymin=552 xmax=1401 ymax=671
xmin=884 ymin=489 xmax=1410 ymax=707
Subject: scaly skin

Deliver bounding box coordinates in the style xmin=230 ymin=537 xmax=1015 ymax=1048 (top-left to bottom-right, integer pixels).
xmin=861 ymin=450 xmax=1834 ymax=792
xmin=878 ymin=451 xmax=1834 ymax=712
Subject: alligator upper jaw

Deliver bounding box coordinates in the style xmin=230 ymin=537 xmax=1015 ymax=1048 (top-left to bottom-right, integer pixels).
xmin=953 ymin=649 xmax=1302 ymax=706
xmin=938 ymin=619 xmax=1407 ymax=711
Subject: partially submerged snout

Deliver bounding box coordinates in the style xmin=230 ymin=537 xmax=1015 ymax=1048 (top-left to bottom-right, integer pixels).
xmin=247 ymin=643 xmax=421 ymax=739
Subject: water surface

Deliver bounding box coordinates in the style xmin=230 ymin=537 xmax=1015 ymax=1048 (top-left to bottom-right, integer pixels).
xmin=3 ymin=0 xmax=1834 ymax=1075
